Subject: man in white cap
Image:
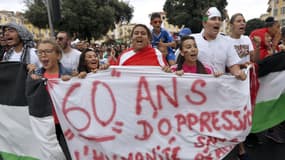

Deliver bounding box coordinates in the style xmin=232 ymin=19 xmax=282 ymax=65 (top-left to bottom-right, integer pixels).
xmin=192 ymin=6 xmax=247 ymax=160
xmin=192 ymin=7 xmax=246 ymax=80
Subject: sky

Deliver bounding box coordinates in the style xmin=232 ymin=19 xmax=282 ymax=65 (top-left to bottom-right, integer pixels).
xmin=0 ymin=0 xmax=269 ymax=25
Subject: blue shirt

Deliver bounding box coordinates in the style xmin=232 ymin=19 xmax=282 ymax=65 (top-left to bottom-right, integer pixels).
xmin=151 ymin=28 xmax=175 ymax=57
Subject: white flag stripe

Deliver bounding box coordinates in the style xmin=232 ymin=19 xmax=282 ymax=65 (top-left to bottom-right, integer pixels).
xmin=256 ymin=71 xmax=285 ymax=102
xmin=29 ymin=116 xmax=66 ymax=160
xmin=0 ymin=105 xmax=42 ymax=158
xmin=0 ymin=104 xmax=65 ymax=160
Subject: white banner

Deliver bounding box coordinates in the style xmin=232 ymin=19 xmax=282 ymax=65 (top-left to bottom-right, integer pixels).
xmin=47 ymin=66 xmax=251 ymax=160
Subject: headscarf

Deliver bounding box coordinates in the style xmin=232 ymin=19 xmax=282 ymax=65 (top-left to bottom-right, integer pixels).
xmin=2 ymin=22 xmax=35 ymax=64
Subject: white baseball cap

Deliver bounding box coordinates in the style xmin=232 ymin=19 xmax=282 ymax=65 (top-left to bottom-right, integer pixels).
xmin=206 ymin=7 xmax=221 ymax=19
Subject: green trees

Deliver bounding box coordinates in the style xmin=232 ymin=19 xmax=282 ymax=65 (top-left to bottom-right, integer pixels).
xmin=163 ymin=0 xmax=228 ymax=33
xmin=24 ymin=0 xmax=48 ymax=29
xmin=24 ymin=0 xmax=133 ymax=40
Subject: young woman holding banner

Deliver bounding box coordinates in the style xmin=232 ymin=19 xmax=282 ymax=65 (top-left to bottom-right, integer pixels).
xmin=30 ymin=39 xmax=72 ymax=159
xmin=76 ymin=48 xmax=100 ymax=78
xmin=172 ymin=36 xmax=212 ymax=75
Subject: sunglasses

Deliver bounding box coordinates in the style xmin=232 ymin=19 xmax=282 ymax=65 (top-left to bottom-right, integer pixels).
xmin=153 ymin=20 xmax=162 ymax=24
xmin=56 ymin=37 xmax=64 ymax=41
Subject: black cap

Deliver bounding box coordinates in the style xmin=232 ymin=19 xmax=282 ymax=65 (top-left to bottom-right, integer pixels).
xmin=265 ymin=16 xmax=275 ymax=23
xmin=265 ymin=16 xmax=277 ymax=27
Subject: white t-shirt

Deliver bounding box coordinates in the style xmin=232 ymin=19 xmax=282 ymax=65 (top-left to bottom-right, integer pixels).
xmin=4 ymin=48 xmax=41 ymax=67
xmin=192 ymin=33 xmax=241 ymax=73
xmin=226 ymin=35 xmax=254 ymax=64
xmin=60 ymin=48 xmax=81 ymax=71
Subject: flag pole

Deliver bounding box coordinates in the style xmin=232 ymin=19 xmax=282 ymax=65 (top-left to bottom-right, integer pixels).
xmin=45 ymin=0 xmax=55 ymax=38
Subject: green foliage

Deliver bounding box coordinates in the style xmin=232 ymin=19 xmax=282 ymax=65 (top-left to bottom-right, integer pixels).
xmin=24 ymin=0 xmax=133 ymax=40
xmin=245 ymin=18 xmax=265 ymax=36
xmin=163 ymin=0 xmax=228 ymax=33
xmin=24 ymin=0 xmax=49 ymax=28
xmin=109 ymin=0 xmax=133 ymax=24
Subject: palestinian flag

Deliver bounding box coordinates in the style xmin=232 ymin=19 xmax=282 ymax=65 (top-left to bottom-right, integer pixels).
xmin=0 ymin=62 xmax=65 ymax=160
xmin=251 ymin=52 xmax=285 ymax=133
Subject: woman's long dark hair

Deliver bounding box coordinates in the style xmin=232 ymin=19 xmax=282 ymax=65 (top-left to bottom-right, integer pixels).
xmin=176 ymin=36 xmax=208 ymax=74
xmin=78 ymin=48 xmax=99 ymax=73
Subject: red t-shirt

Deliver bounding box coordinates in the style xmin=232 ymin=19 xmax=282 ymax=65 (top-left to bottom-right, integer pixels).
xmin=43 ymin=72 xmax=60 ymax=124
xmin=171 ymin=64 xmax=212 ymax=74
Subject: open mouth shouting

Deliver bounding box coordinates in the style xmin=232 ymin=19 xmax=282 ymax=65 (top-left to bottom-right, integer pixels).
xmin=238 ymin=26 xmax=245 ymax=34
xmin=87 ymin=60 xmax=99 ymax=70
xmin=40 ymin=57 xmax=51 ymax=68
xmin=213 ymin=26 xmax=220 ymax=32
xmin=5 ymin=37 xmax=16 ymax=46
xmin=136 ymin=39 xmax=143 ymax=45
xmin=184 ymin=51 xmax=198 ymax=61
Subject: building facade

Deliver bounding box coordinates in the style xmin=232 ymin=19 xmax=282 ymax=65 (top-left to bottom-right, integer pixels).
xmin=0 ymin=10 xmax=51 ymax=40
xmin=268 ymin=0 xmax=285 ymax=27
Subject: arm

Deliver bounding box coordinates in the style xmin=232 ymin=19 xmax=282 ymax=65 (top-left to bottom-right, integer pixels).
xmin=27 ymin=64 xmax=37 ymax=74
xmin=158 ymin=40 xmax=176 ymax=48
xmin=229 ymin=64 xmax=246 ymax=80
xmin=250 ymin=36 xmax=261 ymax=63
xmin=272 ymin=30 xmax=281 ymax=52
xmin=158 ymin=30 xmax=177 ymax=48
xmin=61 ymin=75 xmax=72 ymax=81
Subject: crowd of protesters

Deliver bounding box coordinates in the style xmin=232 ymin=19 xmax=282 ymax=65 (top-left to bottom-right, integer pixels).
xmin=1 ymin=6 xmax=285 ymax=160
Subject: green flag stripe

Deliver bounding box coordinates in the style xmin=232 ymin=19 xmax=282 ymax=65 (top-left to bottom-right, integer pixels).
xmin=251 ymin=93 xmax=285 ymax=133
xmin=0 ymin=151 xmax=38 ymax=160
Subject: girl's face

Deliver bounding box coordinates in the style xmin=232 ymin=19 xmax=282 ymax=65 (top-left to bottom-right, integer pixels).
xmin=231 ymin=15 xmax=246 ymax=36
xmin=265 ymin=33 xmax=272 ymax=47
xmin=37 ymin=43 xmax=60 ymax=72
xmin=85 ymin=51 xmax=99 ymax=70
xmin=131 ymin=26 xmax=150 ymax=51
xmin=181 ymin=39 xmax=198 ymax=64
